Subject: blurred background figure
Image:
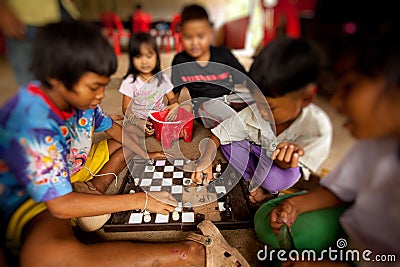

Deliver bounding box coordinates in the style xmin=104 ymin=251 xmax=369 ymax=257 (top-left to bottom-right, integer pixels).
xmin=131 ymin=3 xmax=152 ymax=34
xmin=0 ymin=0 xmax=79 ymax=86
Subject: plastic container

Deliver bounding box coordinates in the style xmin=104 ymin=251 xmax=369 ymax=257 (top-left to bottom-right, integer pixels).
xmin=149 ymin=108 xmax=194 ymax=148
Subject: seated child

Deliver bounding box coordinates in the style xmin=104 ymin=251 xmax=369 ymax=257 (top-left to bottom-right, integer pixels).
xmin=119 ymin=32 xmax=179 ymax=136
xmin=0 ymin=21 xmax=249 ymax=267
xmin=256 ymin=17 xmax=400 ymax=266
xmin=192 ymin=37 xmax=332 ymax=204
xmin=171 ymin=4 xmax=250 ymax=128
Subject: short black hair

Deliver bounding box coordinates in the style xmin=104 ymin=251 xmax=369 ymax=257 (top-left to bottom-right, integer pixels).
xmin=249 ymin=37 xmax=320 ymax=97
xmin=180 ymin=4 xmax=210 ymax=26
xmin=334 ymin=20 xmax=400 ymax=93
xmin=124 ymin=32 xmax=163 ymax=85
xmin=33 ymin=21 xmax=117 ymax=90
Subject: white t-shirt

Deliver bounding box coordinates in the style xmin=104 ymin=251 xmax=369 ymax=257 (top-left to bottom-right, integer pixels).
xmin=211 ymin=103 xmax=332 ymax=175
xmin=320 ymin=138 xmax=400 ymax=261
xmin=119 ymin=73 xmax=174 ymax=119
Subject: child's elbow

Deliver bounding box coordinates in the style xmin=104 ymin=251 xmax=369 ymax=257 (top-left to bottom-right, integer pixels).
xmin=45 ymin=198 xmax=74 ymax=220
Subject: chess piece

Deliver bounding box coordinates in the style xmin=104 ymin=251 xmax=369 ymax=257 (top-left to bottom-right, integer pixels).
xmin=172 ymin=211 xmax=180 ymax=221
xmin=196 ymin=213 xmax=206 ymax=222
xmin=143 ymin=210 xmax=151 ymax=223
xmin=225 ymin=208 xmax=232 ymax=219
xmin=216 ymin=163 xmax=222 ymax=173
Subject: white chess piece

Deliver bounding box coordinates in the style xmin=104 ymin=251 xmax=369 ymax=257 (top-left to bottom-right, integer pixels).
xmin=216 ymin=163 xmax=222 ymax=173
xmin=143 ymin=210 xmax=151 ymax=223
xmin=172 ymin=211 xmax=180 ymax=221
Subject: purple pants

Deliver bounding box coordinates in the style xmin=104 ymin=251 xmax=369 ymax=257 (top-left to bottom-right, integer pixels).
xmin=221 ymin=140 xmax=301 ymax=194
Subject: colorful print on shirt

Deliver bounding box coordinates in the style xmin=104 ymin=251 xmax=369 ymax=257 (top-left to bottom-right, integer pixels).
xmin=0 ymin=82 xmax=112 ymax=221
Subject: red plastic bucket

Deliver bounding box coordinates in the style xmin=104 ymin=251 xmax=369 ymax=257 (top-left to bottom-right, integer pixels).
xmin=149 ymin=108 xmax=194 ymax=148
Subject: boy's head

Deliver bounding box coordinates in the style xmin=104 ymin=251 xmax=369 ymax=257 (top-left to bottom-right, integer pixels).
xmin=249 ymin=37 xmax=320 ymax=128
xmin=33 ymin=21 xmax=117 ymax=91
xmin=331 ymin=21 xmax=400 ymax=140
xmin=33 ymin=21 xmax=117 ymax=110
xmin=180 ymin=4 xmax=213 ymax=61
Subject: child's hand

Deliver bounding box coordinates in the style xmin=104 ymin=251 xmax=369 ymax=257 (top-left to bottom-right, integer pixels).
xmin=109 ymin=114 xmax=124 ymax=121
xmin=165 ymin=103 xmax=179 ymax=121
xmin=147 ymin=151 xmax=174 ymax=159
xmin=270 ymin=198 xmax=298 ymax=236
xmin=272 ymin=142 xmax=304 ymax=169
xmin=191 ymin=160 xmax=213 ymax=184
xmin=146 ymin=191 xmax=178 ymax=215
xmin=144 ymin=120 xmax=154 ymax=135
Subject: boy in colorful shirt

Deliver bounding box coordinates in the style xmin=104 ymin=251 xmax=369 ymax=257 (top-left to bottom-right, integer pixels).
xmin=0 ymin=20 xmax=249 ymax=267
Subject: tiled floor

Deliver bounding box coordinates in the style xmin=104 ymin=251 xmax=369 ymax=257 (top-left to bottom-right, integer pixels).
xmin=0 ymin=52 xmax=355 ymax=266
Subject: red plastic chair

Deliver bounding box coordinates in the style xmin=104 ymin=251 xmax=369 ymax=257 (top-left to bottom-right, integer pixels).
xmin=100 ymin=12 xmax=130 ymax=55
xmin=170 ymin=14 xmax=183 ymax=53
xmin=132 ymin=11 xmax=152 ymax=33
xmin=260 ymin=0 xmax=301 ymax=46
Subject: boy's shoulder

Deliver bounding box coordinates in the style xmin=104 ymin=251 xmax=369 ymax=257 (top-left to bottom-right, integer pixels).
xmin=172 ymin=50 xmax=193 ymax=65
xmin=1 ymin=83 xmax=43 ymax=117
xmin=209 ymin=46 xmax=238 ymax=61
xmin=295 ymin=103 xmax=332 ymax=133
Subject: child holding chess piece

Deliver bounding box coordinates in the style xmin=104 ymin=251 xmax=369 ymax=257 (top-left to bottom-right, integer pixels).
xmin=0 ymin=21 xmax=249 ymax=267
xmin=119 ymin=32 xmax=179 ymax=136
xmin=256 ymin=15 xmax=400 ymax=266
xmin=192 ymin=37 xmax=332 ymax=204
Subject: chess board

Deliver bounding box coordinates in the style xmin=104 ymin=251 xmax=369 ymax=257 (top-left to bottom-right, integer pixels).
xmin=103 ymin=159 xmax=253 ymax=232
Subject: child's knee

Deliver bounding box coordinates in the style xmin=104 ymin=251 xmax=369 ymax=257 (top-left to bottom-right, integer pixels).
xmin=261 ymin=166 xmax=301 ymax=193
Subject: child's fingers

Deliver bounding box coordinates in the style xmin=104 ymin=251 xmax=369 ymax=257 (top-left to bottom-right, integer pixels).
xmin=164 ymin=152 xmax=175 ymax=158
xmin=291 ymin=153 xmax=299 ymax=168
xmin=205 ymin=166 xmax=213 ymax=182
xmin=284 ymin=145 xmax=295 ymax=162
xmin=272 ymin=148 xmax=280 ymax=160
xmin=276 ymin=146 xmax=288 ymax=161
xmin=190 ymin=170 xmax=202 ymax=184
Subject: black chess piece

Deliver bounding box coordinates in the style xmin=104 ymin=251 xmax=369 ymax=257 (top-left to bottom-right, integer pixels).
xmin=225 ymin=208 xmax=233 ymax=219
xmin=223 ymin=201 xmax=231 ymax=211
xmin=206 ymin=181 xmax=216 ymax=193
xmin=196 ymin=213 xmax=205 ymax=223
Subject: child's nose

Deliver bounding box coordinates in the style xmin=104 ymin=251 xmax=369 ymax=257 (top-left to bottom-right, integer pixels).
xmin=96 ymin=88 xmax=106 ymax=100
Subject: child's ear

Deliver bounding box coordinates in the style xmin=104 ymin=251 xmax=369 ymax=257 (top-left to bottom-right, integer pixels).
xmin=301 ymin=83 xmax=317 ymax=108
xmin=47 ymin=78 xmax=63 ymax=90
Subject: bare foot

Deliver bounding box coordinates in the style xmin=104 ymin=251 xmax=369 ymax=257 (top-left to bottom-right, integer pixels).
xmin=249 ymin=187 xmax=270 ymax=204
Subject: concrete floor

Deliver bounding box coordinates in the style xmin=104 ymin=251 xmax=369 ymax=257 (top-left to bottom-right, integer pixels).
xmin=0 ymin=52 xmax=355 ymax=266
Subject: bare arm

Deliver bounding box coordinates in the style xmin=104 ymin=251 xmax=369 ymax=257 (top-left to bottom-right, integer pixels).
xmin=270 ymin=186 xmax=345 ymax=235
xmin=106 ymin=119 xmax=171 ymax=159
xmin=46 ymin=191 xmax=177 ymax=219
xmin=191 ymin=134 xmax=221 ymax=183
xmin=0 ymin=3 xmax=26 ymax=39
xmin=121 ymin=95 xmax=132 ymax=116
xmin=166 ymin=91 xmax=178 ymax=105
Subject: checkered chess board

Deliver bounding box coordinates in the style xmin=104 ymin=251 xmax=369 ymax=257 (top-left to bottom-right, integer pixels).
xmin=103 ymin=159 xmax=253 ymax=232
